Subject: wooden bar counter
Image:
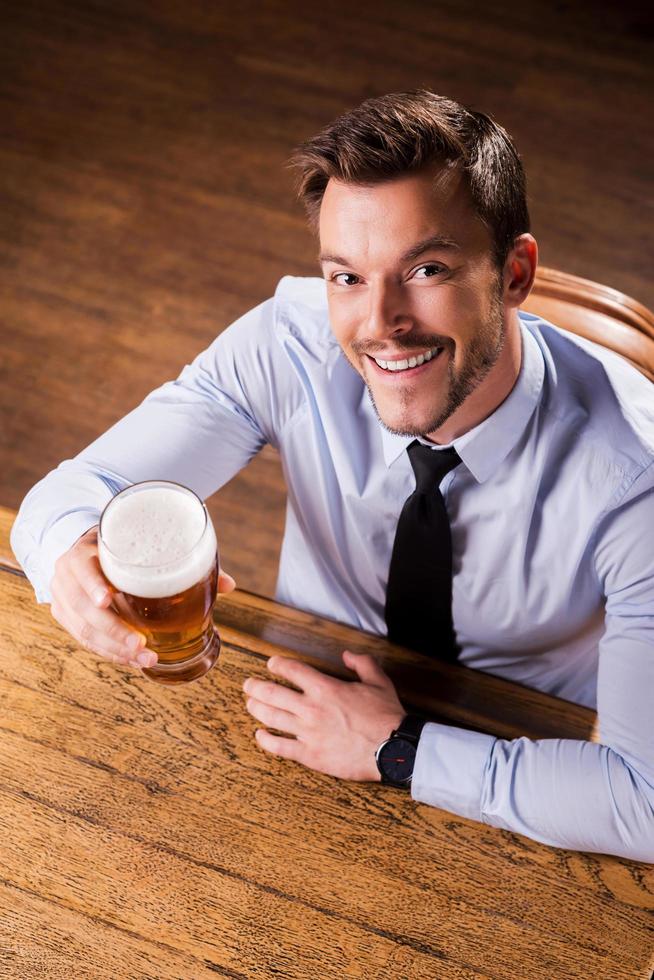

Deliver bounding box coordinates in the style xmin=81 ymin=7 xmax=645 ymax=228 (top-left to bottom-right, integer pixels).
xmin=0 ymin=506 xmax=652 ymax=979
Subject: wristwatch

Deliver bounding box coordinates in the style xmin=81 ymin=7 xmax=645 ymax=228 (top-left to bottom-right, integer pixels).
xmin=375 ymin=714 xmax=426 ymax=789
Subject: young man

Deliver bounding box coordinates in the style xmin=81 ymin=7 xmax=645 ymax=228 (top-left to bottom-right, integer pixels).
xmin=11 ymin=91 xmax=654 ymax=861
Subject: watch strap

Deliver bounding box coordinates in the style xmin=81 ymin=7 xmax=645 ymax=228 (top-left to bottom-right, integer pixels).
xmin=394 ymin=713 xmax=427 ymax=743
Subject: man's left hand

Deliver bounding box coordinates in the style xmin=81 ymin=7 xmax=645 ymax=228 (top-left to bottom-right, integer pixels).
xmin=242 ymin=650 xmax=405 ymax=781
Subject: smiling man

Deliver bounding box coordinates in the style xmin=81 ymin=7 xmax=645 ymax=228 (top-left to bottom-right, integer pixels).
xmin=11 ymin=91 xmax=654 ymax=861
xmin=318 ymin=163 xmax=525 ymax=444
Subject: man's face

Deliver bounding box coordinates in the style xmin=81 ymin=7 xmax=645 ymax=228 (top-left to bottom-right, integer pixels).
xmin=319 ymin=166 xmax=507 ymax=439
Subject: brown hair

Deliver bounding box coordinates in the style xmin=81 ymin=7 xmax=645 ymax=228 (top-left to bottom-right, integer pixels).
xmin=289 ymin=90 xmax=530 ymax=269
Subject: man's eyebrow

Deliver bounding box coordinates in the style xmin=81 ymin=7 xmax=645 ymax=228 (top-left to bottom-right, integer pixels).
xmin=319 ymin=235 xmax=461 ymax=267
xmin=400 ymin=234 xmax=461 ymax=263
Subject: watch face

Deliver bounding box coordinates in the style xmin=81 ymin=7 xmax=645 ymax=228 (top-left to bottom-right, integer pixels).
xmin=377 ymin=736 xmax=417 ymax=786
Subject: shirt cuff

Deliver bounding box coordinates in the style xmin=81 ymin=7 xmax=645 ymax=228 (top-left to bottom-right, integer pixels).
xmin=411 ymin=721 xmax=496 ymax=822
xmin=35 ymin=511 xmax=102 ymax=603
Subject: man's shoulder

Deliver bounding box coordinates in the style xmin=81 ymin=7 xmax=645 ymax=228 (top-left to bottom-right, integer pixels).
xmin=521 ymin=311 xmax=654 ymax=483
xmin=274 ymin=274 xmax=328 ymax=312
xmin=272 ymin=275 xmax=336 ymax=348
xmin=216 ymin=275 xmax=335 ymax=363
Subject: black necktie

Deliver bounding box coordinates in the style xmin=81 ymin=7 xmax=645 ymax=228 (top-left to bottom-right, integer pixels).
xmin=384 ymin=440 xmax=462 ymax=661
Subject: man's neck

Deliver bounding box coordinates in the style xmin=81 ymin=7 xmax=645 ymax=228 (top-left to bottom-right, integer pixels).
xmin=425 ymin=313 xmax=523 ymax=445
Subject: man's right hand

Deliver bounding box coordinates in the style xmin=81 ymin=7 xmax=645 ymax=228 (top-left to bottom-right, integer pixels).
xmin=49 ymin=525 xmax=237 ymax=670
xmin=49 ymin=525 xmax=157 ymax=669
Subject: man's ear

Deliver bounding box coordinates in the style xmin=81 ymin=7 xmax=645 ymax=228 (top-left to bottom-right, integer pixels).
xmin=502 ymin=234 xmax=538 ymax=308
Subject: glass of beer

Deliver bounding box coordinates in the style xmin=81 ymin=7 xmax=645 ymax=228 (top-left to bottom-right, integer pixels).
xmin=97 ymin=480 xmax=220 ymax=685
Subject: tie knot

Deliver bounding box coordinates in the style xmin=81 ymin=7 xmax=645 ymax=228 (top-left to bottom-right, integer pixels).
xmin=407 ymin=440 xmax=461 ymax=493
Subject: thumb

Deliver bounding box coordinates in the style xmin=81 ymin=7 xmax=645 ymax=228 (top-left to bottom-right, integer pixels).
xmin=342 ymin=650 xmax=390 ymax=687
xmin=218 ymin=568 xmax=236 ymax=594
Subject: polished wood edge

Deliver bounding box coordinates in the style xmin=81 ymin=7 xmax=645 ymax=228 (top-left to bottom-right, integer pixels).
xmin=1 ymin=552 xmax=21 ymax=572
xmin=0 ymin=503 xmax=597 ymax=741
xmin=531 ymin=266 xmax=654 ymax=337
xmin=0 ymin=550 xmax=597 ymax=742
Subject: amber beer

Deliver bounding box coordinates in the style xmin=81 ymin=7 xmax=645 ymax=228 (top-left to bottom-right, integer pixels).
xmin=98 ymin=481 xmax=221 ymax=684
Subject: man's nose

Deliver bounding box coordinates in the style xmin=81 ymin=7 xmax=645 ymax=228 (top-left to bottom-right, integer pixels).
xmin=365 ymin=281 xmax=413 ymax=341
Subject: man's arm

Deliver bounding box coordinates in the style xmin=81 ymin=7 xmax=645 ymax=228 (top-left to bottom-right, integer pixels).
xmin=244 ymin=475 xmax=654 ymax=862
xmin=11 ymin=298 xmax=281 ymax=603
xmin=410 ymin=471 xmax=654 ymax=860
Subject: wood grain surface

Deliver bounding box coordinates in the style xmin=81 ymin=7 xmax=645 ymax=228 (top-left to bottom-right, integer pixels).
xmin=2 ymin=0 xmax=653 ymax=599
xmin=1 ymin=528 xmax=653 ymax=977
xmin=0 ymin=504 xmax=598 ymax=744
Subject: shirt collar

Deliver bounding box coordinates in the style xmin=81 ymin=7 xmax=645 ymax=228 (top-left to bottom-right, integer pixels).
xmin=379 ymin=317 xmax=545 ymax=482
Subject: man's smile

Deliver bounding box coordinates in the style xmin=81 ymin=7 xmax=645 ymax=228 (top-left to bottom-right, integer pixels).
xmin=364 ymin=346 xmax=447 ymax=381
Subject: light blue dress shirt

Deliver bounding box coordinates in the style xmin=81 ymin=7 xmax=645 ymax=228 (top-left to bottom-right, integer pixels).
xmin=11 ymin=275 xmax=654 ymax=861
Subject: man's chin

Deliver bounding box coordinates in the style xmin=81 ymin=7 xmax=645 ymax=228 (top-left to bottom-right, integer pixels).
xmin=378 ymin=417 xmax=434 ymax=438
xmin=374 ymin=401 xmax=445 ymax=439
xmin=363 ymin=375 xmax=451 ymax=437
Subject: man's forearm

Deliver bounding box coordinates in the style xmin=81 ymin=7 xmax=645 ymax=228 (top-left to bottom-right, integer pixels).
xmin=412 ymin=721 xmax=654 ymax=862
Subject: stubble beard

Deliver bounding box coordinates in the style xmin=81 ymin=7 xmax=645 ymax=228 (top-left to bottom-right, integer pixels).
xmin=363 ymin=293 xmax=506 ymax=439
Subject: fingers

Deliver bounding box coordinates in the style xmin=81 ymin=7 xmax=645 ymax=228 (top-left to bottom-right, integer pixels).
xmin=342 ymin=650 xmax=392 ymax=688
xmin=50 ymin=589 xmax=156 ymax=667
xmin=64 ymin=527 xmax=114 ymax=608
xmin=255 ymin=728 xmax=305 ymax=763
xmin=266 ymin=655 xmax=327 ymax=694
xmin=218 ymin=568 xmax=236 ymax=594
xmin=243 ymin=676 xmax=304 ymax=735
xmin=245 ymin=697 xmax=301 ymax=736
xmin=242 ymin=677 xmax=304 ymax=714
xmin=50 ymin=530 xmax=157 ymax=669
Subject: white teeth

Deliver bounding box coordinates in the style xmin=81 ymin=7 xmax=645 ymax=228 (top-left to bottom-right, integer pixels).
xmin=373 ymin=346 xmax=441 ymax=372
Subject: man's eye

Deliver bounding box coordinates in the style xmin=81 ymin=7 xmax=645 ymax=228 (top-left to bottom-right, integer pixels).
xmin=413 ymin=264 xmax=446 ymax=279
xmin=331 ymin=272 xmax=360 ymax=286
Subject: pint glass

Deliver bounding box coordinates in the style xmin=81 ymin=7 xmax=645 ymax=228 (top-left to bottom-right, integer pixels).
xmin=98 ymin=480 xmax=220 ymax=684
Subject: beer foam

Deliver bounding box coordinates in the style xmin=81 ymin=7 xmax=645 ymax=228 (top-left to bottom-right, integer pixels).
xmin=98 ymin=486 xmax=217 ymax=598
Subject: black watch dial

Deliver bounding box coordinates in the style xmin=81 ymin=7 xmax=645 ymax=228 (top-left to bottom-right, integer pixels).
xmin=377 ymin=736 xmax=417 ymax=786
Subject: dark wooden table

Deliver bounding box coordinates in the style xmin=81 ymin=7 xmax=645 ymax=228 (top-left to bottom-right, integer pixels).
xmin=0 ymin=505 xmax=652 ymax=979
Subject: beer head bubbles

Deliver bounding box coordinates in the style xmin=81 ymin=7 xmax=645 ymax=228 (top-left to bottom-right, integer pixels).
xmin=98 ymin=484 xmax=217 ymax=599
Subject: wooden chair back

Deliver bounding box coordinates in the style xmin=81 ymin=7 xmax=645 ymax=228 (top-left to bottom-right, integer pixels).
xmin=522 ymin=267 xmax=654 ymax=382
